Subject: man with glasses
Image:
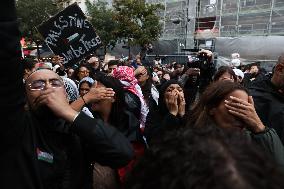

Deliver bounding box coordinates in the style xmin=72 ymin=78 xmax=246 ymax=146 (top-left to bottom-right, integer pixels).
xmin=0 ymin=1 xmax=133 ymax=189
xmin=134 ymin=66 xmax=159 ymax=107
xmin=250 ymin=54 xmax=284 ymax=143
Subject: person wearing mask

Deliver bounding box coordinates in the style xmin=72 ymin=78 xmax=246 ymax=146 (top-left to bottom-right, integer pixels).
xmin=0 ymin=2 xmax=133 ymax=189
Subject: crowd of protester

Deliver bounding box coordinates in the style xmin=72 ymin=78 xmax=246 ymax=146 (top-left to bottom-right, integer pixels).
xmin=1 ymin=1 xmax=284 ymax=189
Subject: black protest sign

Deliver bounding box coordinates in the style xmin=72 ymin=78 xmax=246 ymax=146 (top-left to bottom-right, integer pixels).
xmin=37 ymin=3 xmax=102 ymax=67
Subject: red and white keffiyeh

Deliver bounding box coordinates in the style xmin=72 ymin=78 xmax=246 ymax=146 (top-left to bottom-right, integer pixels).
xmin=113 ymin=66 xmax=149 ymax=129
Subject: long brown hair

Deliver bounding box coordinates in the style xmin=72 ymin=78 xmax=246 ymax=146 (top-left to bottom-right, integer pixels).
xmin=187 ymin=81 xmax=248 ymax=128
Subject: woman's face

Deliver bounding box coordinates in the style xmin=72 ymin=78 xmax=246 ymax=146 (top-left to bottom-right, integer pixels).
xmin=218 ymin=72 xmax=234 ymax=82
xmin=77 ymin=66 xmax=90 ymax=80
xmin=79 ymin=82 xmax=91 ymax=97
xmin=67 ymin=68 xmax=74 ymax=78
xmin=164 ymin=84 xmax=184 ymax=102
xmin=91 ymin=82 xmax=114 ymax=113
xmin=210 ymin=90 xmax=248 ymax=130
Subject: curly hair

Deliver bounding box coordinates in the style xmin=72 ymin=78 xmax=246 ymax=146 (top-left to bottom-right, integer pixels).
xmin=125 ymin=126 xmax=284 ymax=189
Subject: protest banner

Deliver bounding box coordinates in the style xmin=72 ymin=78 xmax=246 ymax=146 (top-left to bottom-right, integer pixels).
xmin=37 ymin=3 xmax=102 ymax=67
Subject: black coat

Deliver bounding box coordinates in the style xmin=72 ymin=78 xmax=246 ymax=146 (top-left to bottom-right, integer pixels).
xmin=249 ymin=77 xmax=284 ymax=143
xmin=125 ymin=91 xmax=141 ymax=121
xmin=92 ymin=110 xmax=144 ymax=144
xmin=144 ymin=80 xmax=185 ymax=145
xmin=0 ymin=3 xmax=133 ymax=188
xmin=144 ymin=110 xmax=184 ymax=145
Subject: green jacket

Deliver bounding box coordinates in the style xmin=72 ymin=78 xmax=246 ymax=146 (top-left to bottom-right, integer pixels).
xmin=246 ymin=128 xmax=284 ymax=170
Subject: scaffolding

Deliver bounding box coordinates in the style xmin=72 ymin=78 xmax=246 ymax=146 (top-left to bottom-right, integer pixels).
xmin=146 ymin=0 xmax=197 ymax=51
xmin=196 ymin=0 xmax=284 ymax=37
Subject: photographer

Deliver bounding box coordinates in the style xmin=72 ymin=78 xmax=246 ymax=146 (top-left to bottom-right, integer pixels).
xmin=179 ymin=49 xmax=216 ymax=111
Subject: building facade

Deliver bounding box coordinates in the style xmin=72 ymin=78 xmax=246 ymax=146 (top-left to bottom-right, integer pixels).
xmin=196 ymin=0 xmax=284 ymax=37
xmin=147 ymin=0 xmax=284 ymax=50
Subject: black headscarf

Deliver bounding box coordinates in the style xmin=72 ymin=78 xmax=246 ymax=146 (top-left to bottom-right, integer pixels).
xmin=158 ymin=79 xmax=183 ymax=115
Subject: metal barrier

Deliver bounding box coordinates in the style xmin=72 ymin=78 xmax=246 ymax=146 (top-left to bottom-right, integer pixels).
xmin=145 ymin=54 xmax=192 ymax=65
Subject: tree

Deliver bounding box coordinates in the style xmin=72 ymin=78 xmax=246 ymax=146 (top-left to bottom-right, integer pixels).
xmin=86 ymin=0 xmax=118 ymax=53
xmin=112 ymin=0 xmax=163 ymax=55
xmin=16 ymin=0 xmax=61 ymax=41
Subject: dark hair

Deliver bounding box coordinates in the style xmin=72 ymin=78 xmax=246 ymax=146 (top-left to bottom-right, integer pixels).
xmin=158 ymin=80 xmax=183 ymax=115
xmin=125 ymin=125 xmax=284 ymax=189
xmin=173 ymin=62 xmax=182 ymax=69
xmin=22 ymin=58 xmax=37 ymax=70
xmin=139 ymin=66 xmax=154 ymax=105
xmin=249 ymin=62 xmax=260 ymax=70
xmin=71 ymin=64 xmax=93 ymax=82
xmin=94 ymin=75 xmax=126 ymax=130
xmin=187 ymin=81 xmax=248 ymax=127
xmin=213 ymin=66 xmax=237 ymax=82
xmin=108 ymin=60 xmax=119 ymax=67
xmin=78 ymin=80 xmax=93 ymax=90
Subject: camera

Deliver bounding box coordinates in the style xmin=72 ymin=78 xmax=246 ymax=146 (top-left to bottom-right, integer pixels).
xmin=187 ymin=50 xmax=212 ymax=70
xmin=197 ymin=52 xmax=212 ymax=70
xmin=186 ymin=50 xmax=216 ymax=93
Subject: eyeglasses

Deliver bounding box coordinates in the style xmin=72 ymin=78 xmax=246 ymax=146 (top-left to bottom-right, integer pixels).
xmin=27 ymin=79 xmax=64 ymax=91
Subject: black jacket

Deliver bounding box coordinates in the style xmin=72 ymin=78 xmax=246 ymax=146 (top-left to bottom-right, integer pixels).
xmin=125 ymin=91 xmax=141 ymax=121
xmin=0 ymin=2 xmax=133 ymax=189
xmin=249 ymin=77 xmax=284 ymax=143
xmin=144 ymin=111 xmax=184 ymax=145
xmin=243 ymin=72 xmax=266 ymax=88
xmin=92 ymin=110 xmax=144 ymax=144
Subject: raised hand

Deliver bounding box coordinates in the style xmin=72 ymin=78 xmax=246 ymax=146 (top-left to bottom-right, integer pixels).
xmin=34 ymin=87 xmax=78 ymax=122
xmin=52 ymin=55 xmax=65 ymax=69
xmin=165 ymin=89 xmax=179 ymax=116
xmin=177 ymin=91 xmax=186 ymax=117
xmin=84 ymin=81 xmax=115 ymax=103
xmin=224 ymin=96 xmax=265 ymax=133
